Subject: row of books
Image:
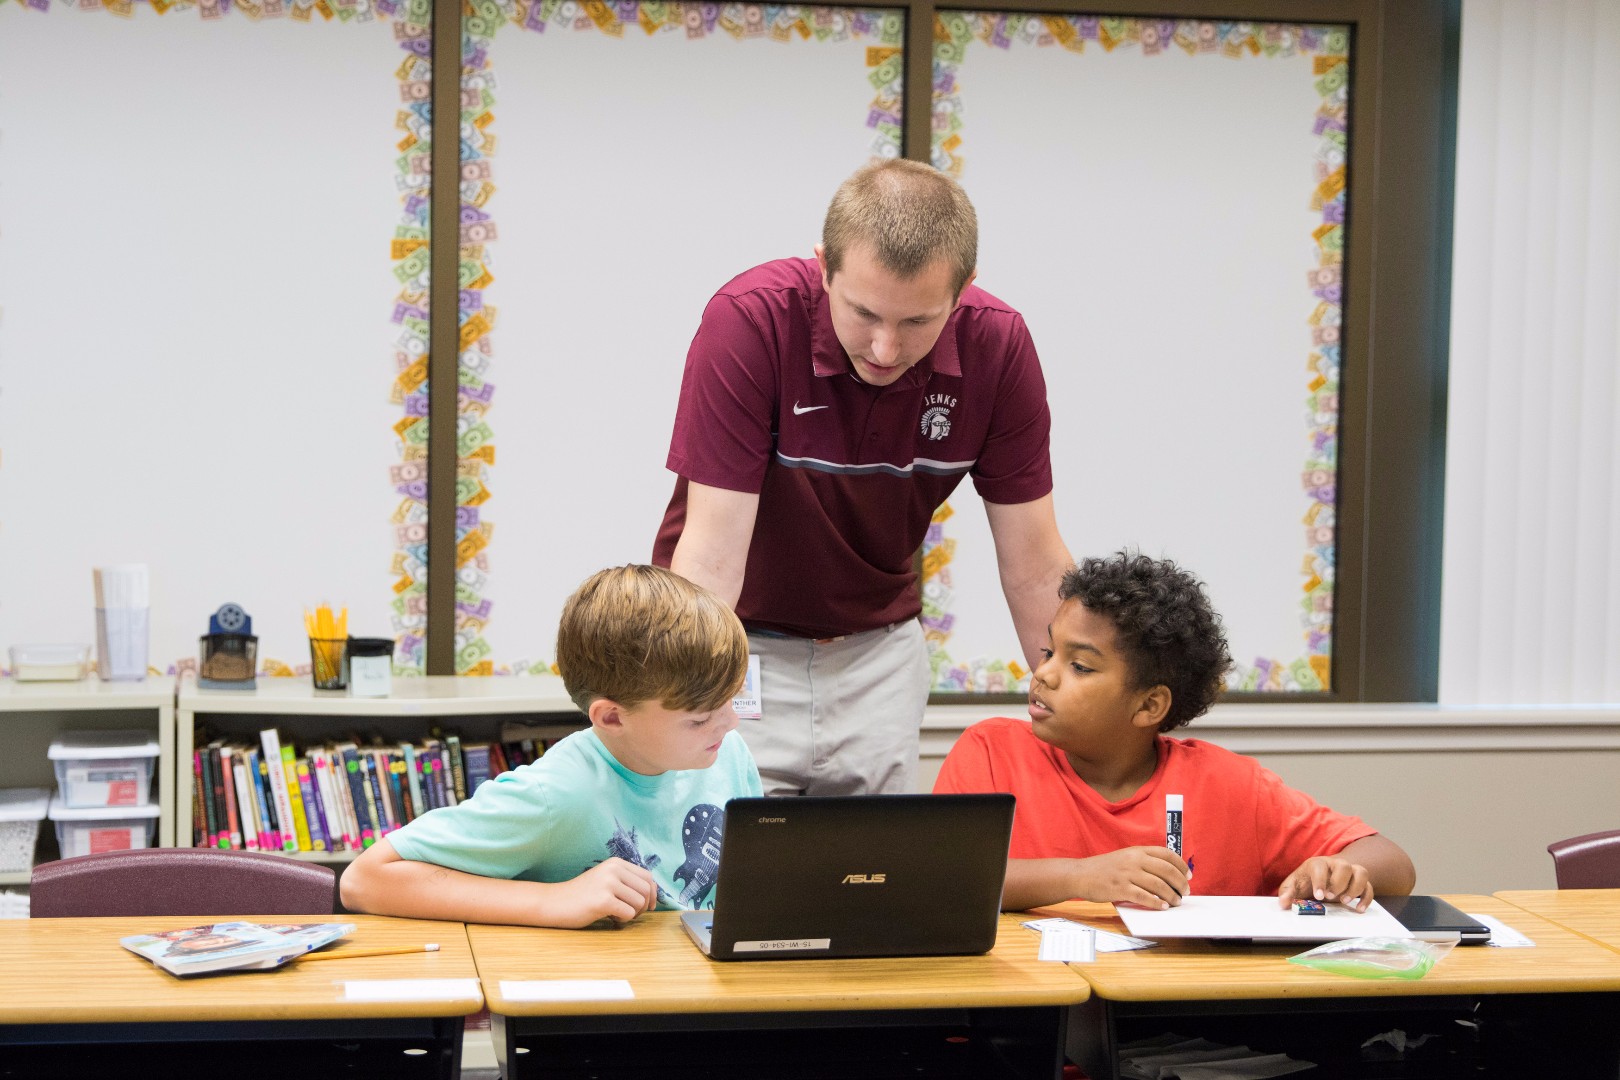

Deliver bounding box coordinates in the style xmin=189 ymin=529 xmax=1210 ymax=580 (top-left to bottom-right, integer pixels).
xmin=189 ymin=723 xmax=576 ymax=853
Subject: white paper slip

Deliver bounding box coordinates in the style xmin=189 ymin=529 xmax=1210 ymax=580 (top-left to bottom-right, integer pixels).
xmin=500 ymin=979 xmax=635 ymax=1002
xmin=1022 ymin=917 xmax=1157 ymax=952
xmin=343 ymin=978 xmax=480 ymax=1002
xmin=1036 ymin=924 xmax=1096 ymax=963
xmin=1471 ymin=912 xmax=1535 ymax=948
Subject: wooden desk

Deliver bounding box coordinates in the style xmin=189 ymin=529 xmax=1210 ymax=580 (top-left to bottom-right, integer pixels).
xmin=469 ymin=911 xmax=1089 ymax=1079
xmin=0 ymin=914 xmax=482 ymax=1080
xmin=1036 ymin=895 xmax=1620 ymax=1080
xmin=1495 ymin=889 xmax=1620 ymax=954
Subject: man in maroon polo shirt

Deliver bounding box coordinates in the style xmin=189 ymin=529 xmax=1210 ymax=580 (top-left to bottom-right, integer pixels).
xmin=653 ymin=159 xmax=1072 ymax=796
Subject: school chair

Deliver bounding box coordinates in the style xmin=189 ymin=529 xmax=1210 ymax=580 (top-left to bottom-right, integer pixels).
xmin=1546 ymin=829 xmax=1620 ymax=890
xmin=29 ymin=848 xmax=337 ymax=918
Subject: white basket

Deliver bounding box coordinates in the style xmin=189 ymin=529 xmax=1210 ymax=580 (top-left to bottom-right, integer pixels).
xmin=0 ymin=788 xmax=50 ymax=874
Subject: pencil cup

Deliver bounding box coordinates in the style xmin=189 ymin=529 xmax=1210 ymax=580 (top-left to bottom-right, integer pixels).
xmin=308 ymin=638 xmax=348 ymax=691
xmin=95 ymin=607 xmax=149 ymax=682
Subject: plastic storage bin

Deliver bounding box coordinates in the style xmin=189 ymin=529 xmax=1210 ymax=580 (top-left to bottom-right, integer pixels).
xmin=9 ymin=645 xmax=91 ymax=682
xmin=0 ymin=788 xmax=50 ymax=873
xmin=48 ymin=802 xmax=159 ymax=858
xmin=47 ymin=730 xmax=160 ymax=809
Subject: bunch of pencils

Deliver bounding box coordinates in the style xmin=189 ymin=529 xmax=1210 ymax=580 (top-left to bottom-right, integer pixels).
xmin=305 ymin=604 xmax=348 ymax=685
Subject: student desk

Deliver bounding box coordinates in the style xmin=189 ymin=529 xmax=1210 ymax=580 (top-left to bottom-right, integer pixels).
xmin=1039 ymin=894 xmax=1620 ymax=1080
xmin=468 ymin=911 xmax=1090 ymax=1080
xmin=0 ymin=914 xmax=482 ymax=1080
xmin=1496 ymin=889 xmax=1620 ymax=954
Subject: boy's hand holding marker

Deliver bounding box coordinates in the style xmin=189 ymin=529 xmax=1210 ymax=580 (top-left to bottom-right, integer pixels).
xmin=1074 ymin=846 xmax=1190 ymax=910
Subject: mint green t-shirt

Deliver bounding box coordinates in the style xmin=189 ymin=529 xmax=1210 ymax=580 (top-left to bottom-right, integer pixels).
xmin=386 ymin=728 xmax=761 ymax=909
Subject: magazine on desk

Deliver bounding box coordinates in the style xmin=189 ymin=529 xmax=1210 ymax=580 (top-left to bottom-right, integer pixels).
xmin=120 ymin=921 xmax=356 ymax=977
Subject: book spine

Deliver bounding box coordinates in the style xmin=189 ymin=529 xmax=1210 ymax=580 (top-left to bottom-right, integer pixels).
xmin=219 ymin=746 xmax=241 ymax=850
xmin=339 ymin=746 xmax=377 ymax=849
xmin=463 ymin=744 xmax=492 ymax=795
xmin=358 ymin=752 xmax=386 ymax=841
xmin=386 ymin=750 xmax=409 ymax=824
xmin=439 ymin=745 xmax=458 ymax=805
xmin=279 ymin=745 xmax=314 ymax=852
xmin=296 ymin=758 xmax=329 ymax=852
xmin=203 ymin=744 xmax=225 ymax=849
xmin=403 ymin=744 xmax=426 ymax=820
xmin=191 ymin=749 xmax=208 ymax=848
xmin=423 ymin=744 xmax=445 ymax=809
xmin=390 ymin=751 xmax=414 ymax=824
xmin=369 ymin=751 xmax=396 ymax=835
xmin=445 ymin=734 xmax=468 ymax=803
xmin=311 ymin=750 xmax=347 ymax=850
xmin=232 ymin=755 xmax=260 ymax=850
xmin=249 ymin=749 xmax=276 ymax=852
xmin=335 ymin=751 xmax=362 ymax=849
xmin=259 ymin=729 xmax=299 ymax=851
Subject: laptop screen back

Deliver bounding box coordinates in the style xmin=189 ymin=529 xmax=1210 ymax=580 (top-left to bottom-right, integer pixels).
xmin=704 ymin=794 xmax=1015 ymax=960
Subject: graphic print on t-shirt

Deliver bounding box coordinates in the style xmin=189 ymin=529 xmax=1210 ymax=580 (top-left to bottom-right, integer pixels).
xmin=603 ymin=820 xmax=673 ymax=904
xmin=674 ymin=803 xmax=725 ymax=907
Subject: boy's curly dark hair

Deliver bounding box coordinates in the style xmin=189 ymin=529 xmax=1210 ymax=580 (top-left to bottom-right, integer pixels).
xmin=1059 ymin=552 xmax=1232 ymax=732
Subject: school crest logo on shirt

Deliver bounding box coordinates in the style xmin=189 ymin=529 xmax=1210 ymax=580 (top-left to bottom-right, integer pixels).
xmin=920 ymin=393 xmax=957 ymax=441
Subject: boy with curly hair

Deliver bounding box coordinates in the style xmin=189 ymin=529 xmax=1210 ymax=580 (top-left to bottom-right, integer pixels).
xmin=935 ymin=552 xmax=1414 ymax=913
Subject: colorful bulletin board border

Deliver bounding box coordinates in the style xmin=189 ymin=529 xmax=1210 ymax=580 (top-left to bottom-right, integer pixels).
xmin=925 ymin=16 xmax=1347 ymax=694
xmin=3 ymin=0 xmax=430 ymax=677
xmin=455 ymin=1 xmax=906 ymax=676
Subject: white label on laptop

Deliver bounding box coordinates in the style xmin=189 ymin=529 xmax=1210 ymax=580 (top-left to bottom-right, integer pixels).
xmin=733 ymin=655 xmax=762 ymax=719
xmin=500 ymin=980 xmax=635 ymax=1001
xmin=733 ymin=938 xmax=831 ymax=953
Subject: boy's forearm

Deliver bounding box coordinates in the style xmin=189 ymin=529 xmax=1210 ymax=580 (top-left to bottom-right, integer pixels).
xmin=344 ymin=854 xmax=560 ymax=927
xmin=1340 ymin=834 xmax=1417 ymax=896
xmin=1001 ymin=858 xmax=1084 ymax=912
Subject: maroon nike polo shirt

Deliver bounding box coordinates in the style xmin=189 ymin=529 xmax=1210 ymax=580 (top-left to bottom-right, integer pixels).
xmin=653 ymin=257 xmax=1053 ymax=639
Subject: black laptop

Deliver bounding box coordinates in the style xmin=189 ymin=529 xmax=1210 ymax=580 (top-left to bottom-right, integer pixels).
xmin=680 ymin=794 xmax=1015 ymax=961
xmin=1379 ymin=894 xmax=1493 ymax=944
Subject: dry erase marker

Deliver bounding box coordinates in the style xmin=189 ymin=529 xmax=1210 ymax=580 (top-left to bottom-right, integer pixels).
xmin=1165 ymin=794 xmax=1186 ymax=893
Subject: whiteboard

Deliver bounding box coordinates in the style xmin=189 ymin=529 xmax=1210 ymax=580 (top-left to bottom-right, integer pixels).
xmin=926 ymin=17 xmax=1347 ymax=693
xmin=468 ymin=7 xmax=903 ymax=673
xmin=0 ymin=7 xmax=416 ymax=674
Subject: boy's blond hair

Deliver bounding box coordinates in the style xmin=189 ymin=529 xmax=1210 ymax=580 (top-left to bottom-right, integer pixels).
xmin=555 ymin=564 xmax=748 ymax=714
xmin=822 ymin=158 xmax=978 ymax=297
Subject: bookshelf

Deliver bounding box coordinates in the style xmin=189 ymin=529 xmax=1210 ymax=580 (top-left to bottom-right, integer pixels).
xmin=175 ymin=675 xmax=583 ymax=861
xmin=0 ymin=677 xmax=177 ymax=885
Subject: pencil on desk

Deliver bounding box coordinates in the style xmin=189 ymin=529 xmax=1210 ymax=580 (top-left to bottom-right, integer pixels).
xmin=292 ymin=943 xmax=440 ymax=963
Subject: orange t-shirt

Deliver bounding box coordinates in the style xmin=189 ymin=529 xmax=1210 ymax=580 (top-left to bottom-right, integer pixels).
xmin=934 ymin=717 xmax=1377 ymax=896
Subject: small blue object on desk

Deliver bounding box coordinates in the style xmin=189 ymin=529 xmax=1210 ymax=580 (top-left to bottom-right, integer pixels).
xmin=1294 ymin=900 xmax=1326 ymax=915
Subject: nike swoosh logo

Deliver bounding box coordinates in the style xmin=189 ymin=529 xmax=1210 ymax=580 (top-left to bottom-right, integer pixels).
xmin=792 ymin=402 xmax=830 ymax=416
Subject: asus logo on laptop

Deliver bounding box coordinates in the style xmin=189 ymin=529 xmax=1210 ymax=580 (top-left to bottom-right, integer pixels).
xmin=841 ymin=873 xmax=886 ymax=884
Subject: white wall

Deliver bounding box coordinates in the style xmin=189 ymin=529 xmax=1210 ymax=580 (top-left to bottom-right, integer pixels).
xmin=0 ymin=9 xmax=412 ymax=672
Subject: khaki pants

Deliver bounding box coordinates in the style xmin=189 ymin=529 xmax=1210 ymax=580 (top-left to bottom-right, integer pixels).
xmin=742 ymin=620 xmax=931 ymax=796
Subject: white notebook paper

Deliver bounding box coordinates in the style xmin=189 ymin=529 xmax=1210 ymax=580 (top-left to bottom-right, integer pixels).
xmin=1115 ymin=895 xmax=1412 ymax=943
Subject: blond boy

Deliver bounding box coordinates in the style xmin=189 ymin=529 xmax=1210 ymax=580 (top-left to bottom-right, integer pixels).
xmin=341 ymin=565 xmax=760 ymax=928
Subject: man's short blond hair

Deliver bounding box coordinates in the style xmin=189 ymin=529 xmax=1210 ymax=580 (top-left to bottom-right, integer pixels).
xmin=822 ymin=158 xmax=978 ymax=296
xmin=555 ymin=564 xmax=748 ymax=714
